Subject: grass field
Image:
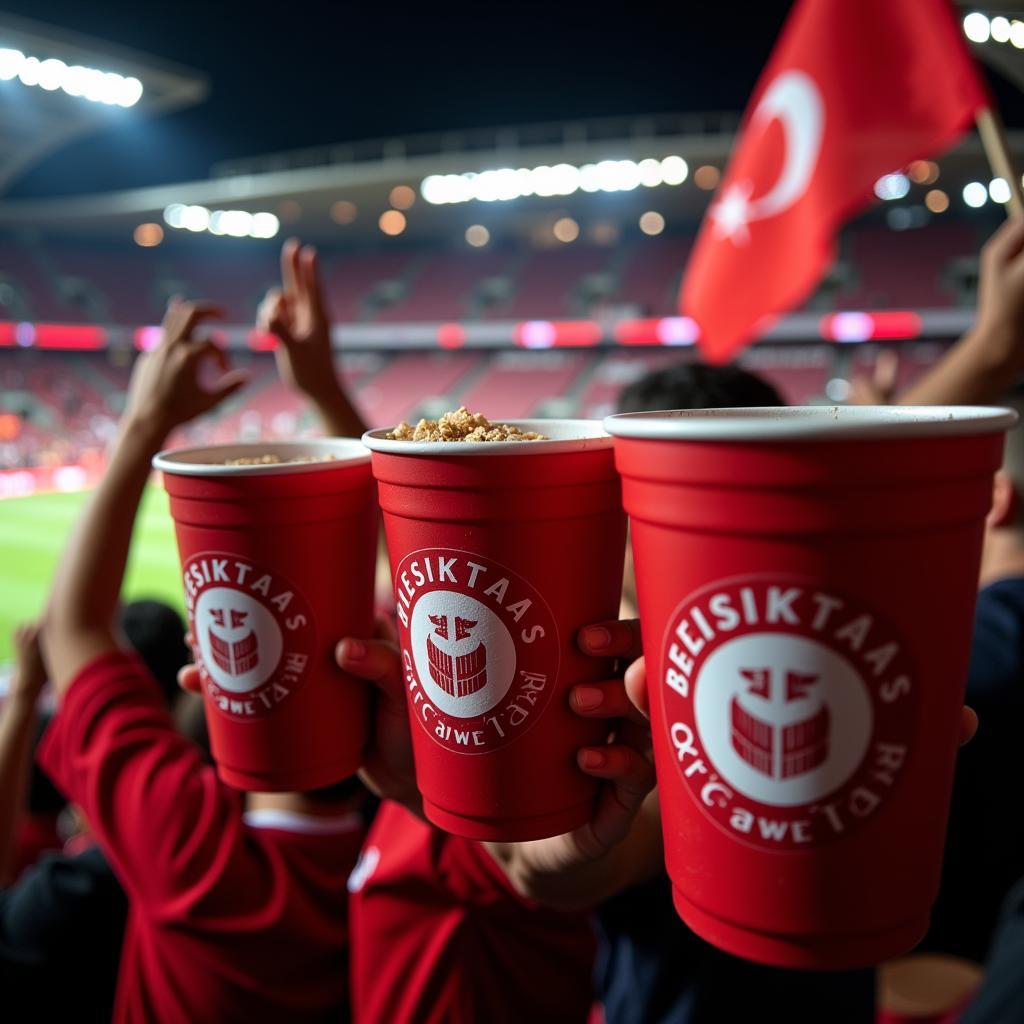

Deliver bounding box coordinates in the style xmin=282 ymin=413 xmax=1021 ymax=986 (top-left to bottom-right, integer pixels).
xmin=0 ymin=486 xmax=185 ymax=664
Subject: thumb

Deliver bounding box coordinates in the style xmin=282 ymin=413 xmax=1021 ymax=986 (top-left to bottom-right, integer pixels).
xmin=177 ymin=664 xmax=202 ymax=695
xmin=208 ymin=369 xmax=249 ymax=404
xmin=624 ymin=656 xmax=649 ymax=720
xmin=262 ymin=292 xmax=297 ymax=347
xmin=336 ymin=638 xmax=406 ymax=712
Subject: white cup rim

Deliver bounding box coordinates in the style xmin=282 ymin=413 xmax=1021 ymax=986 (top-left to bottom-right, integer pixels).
xmin=152 ymin=438 xmax=370 ymax=476
xmin=362 ymin=418 xmax=611 ymax=456
xmin=604 ymin=405 xmax=1019 ymax=442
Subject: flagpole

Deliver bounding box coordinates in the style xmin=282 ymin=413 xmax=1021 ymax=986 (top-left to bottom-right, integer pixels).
xmin=976 ymin=106 xmax=1024 ymax=217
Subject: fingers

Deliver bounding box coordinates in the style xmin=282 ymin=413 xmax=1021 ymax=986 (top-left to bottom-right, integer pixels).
xmin=177 ymin=664 xmax=202 ymax=694
xmin=336 ymin=638 xmax=405 ymax=708
xmin=170 ymin=302 xmax=225 ymax=344
xmin=959 ymin=705 xmax=978 ymax=747
xmin=576 ymin=742 xmax=656 ymax=852
xmin=570 ymin=678 xmax=647 ymax=724
xmin=299 ymin=245 xmax=325 ymax=313
xmin=281 ymin=238 xmax=301 ymax=296
xmin=624 ymin=656 xmax=649 ymax=719
xmin=872 ymin=349 xmax=899 ymax=403
xmin=981 ymin=215 xmax=1024 ymax=270
xmin=577 ymin=618 xmax=642 ymax=660
xmin=257 ymin=288 xmax=283 ymax=332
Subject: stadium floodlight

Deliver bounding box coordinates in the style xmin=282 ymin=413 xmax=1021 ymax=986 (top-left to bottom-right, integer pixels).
xmin=963 ymin=12 xmax=991 ymax=43
xmin=0 ymin=48 xmax=22 ymax=80
xmin=659 ymin=156 xmax=689 ymax=186
xmin=638 ymin=158 xmax=664 ymax=187
xmin=0 ymin=45 xmax=144 ymax=107
xmin=991 ymin=16 xmax=1012 ymax=42
xmin=163 ymin=203 xmax=186 ymax=229
xmin=989 ymin=177 xmax=1011 ymax=204
xmin=962 ymin=181 xmax=988 ymax=208
xmin=1011 ymin=20 xmax=1024 ymax=48
xmin=873 ymin=173 xmax=910 ymax=201
xmin=163 ymin=203 xmax=279 ymax=239
xmin=420 ymin=154 xmax=688 ymax=205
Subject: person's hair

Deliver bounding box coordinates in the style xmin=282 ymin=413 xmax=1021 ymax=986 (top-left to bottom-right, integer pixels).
xmin=616 ymin=361 xmax=785 ymax=414
xmin=119 ymin=600 xmax=188 ymax=709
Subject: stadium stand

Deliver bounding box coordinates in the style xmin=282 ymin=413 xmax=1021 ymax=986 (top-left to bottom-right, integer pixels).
xmin=838 ymin=224 xmax=978 ymax=310
xmin=614 ymin=236 xmax=694 ymax=316
xmin=374 ymin=248 xmax=514 ymax=322
xmin=0 ymin=338 xmax=960 ymax=504
xmin=0 ymin=224 xmax=986 ymax=328
xmin=489 ymin=244 xmax=615 ymax=319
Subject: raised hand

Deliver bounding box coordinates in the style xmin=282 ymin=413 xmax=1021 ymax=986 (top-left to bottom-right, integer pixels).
xmin=258 ymin=240 xmax=364 ymax=437
xmin=124 ymin=299 xmax=247 ymax=440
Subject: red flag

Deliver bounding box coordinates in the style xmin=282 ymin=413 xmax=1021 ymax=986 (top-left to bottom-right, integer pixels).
xmin=682 ymin=0 xmax=988 ymax=363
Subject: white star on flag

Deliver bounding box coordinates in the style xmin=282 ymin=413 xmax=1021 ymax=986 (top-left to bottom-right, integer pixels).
xmin=710 ymin=180 xmax=755 ymax=245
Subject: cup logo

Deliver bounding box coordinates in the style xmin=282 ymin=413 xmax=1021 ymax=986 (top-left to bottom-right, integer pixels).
xmin=662 ymin=576 xmax=915 ymax=850
xmin=396 ymin=548 xmax=559 ymax=753
xmin=183 ymin=554 xmax=315 ymax=720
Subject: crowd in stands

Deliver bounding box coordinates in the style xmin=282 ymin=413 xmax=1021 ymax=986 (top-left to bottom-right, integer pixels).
xmin=0 ymin=222 xmax=983 ymax=328
xmin=0 ymin=342 xmax=950 ymax=472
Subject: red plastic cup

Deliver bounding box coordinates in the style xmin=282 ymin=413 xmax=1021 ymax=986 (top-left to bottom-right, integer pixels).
xmin=363 ymin=420 xmax=627 ymax=841
xmin=605 ymin=406 xmax=1016 ymax=970
xmin=153 ymin=440 xmax=377 ymax=792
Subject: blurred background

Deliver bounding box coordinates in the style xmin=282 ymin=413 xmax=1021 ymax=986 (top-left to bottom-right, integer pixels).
xmin=0 ymin=1 xmax=1021 ymax=655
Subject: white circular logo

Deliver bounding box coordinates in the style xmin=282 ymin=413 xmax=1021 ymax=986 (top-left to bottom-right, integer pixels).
xmin=694 ymin=633 xmax=873 ymax=808
xmin=195 ymin=586 xmax=283 ymax=694
xmin=410 ymin=590 xmax=517 ymax=719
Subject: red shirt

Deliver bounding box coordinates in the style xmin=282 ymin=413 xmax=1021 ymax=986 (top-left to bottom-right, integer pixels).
xmin=348 ymin=800 xmax=596 ymax=1024
xmin=39 ymin=650 xmax=364 ymax=1024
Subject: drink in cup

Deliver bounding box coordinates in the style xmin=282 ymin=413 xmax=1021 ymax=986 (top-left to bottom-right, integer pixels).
xmin=364 ymin=409 xmax=627 ymax=842
xmin=154 ymin=440 xmax=377 ymax=792
xmin=605 ymin=405 xmax=1016 ymax=969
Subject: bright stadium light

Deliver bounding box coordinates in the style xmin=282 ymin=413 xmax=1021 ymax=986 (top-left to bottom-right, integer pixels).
xmin=963 ymin=12 xmax=991 ymax=43
xmin=963 ymin=181 xmax=988 ymax=208
xmin=163 ymin=204 xmax=186 ymax=228
xmin=873 ymin=173 xmax=910 ymax=201
xmin=0 ymin=48 xmax=23 ymax=80
xmin=990 ymin=177 xmax=1011 ymax=203
xmin=660 ymin=156 xmax=689 ymax=185
xmin=1011 ymin=20 xmax=1024 ymax=48
xmin=163 ymin=203 xmax=279 ymax=239
xmin=991 ymin=16 xmax=1012 ymax=42
xmin=420 ymin=154 xmax=688 ymax=205
xmin=0 ymin=46 xmax=144 ymax=106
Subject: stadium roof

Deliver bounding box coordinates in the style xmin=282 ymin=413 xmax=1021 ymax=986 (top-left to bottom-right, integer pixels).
xmin=0 ymin=11 xmax=206 ymax=193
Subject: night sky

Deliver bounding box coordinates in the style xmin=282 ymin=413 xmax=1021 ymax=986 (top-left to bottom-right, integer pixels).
xmin=2 ymin=1 xmax=1021 ymax=198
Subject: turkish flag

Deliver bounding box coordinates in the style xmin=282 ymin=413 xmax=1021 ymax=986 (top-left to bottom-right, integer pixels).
xmin=682 ymin=0 xmax=989 ymax=363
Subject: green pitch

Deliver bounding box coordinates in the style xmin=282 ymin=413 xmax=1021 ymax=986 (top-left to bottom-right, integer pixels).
xmin=0 ymin=486 xmax=185 ymax=664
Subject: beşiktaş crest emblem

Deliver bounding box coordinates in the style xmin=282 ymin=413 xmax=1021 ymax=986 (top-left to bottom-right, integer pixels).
xmin=183 ymin=552 xmax=315 ymax=720
xmin=661 ymin=575 xmax=916 ymax=850
xmin=395 ymin=547 xmax=559 ymax=753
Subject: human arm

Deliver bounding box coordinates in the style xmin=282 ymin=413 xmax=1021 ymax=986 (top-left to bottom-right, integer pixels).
xmin=258 ymin=239 xmax=365 ymax=437
xmin=0 ymin=625 xmax=47 ymax=884
xmin=898 ymin=216 xmax=1024 ymax=406
xmin=485 ymin=627 xmax=660 ymax=910
xmin=337 ymin=616 xmax=659 ymax=911
xmin=41 ymin=300 xmax=246 ymax=691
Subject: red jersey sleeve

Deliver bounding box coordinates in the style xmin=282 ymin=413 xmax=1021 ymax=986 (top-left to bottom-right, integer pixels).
xmin=37 ymin=650 xmax=249 ymax=915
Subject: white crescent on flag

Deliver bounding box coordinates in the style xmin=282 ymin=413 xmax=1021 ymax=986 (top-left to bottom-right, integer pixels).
xmin=710 ymin=70 xmax=825 ymax=245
